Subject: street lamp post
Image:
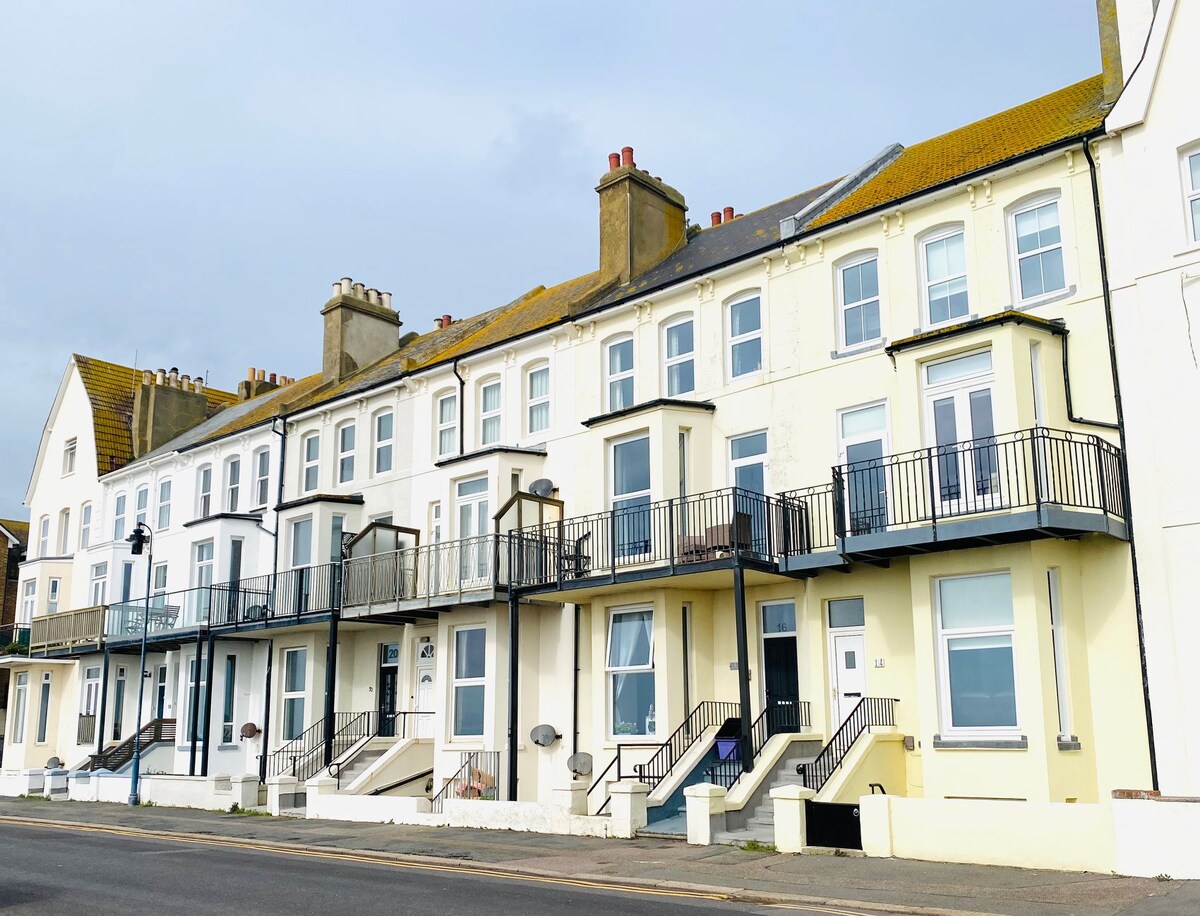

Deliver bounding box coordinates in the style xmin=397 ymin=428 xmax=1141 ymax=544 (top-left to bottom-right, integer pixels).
xmin=126 ymin=522 xmax=153 ymax=806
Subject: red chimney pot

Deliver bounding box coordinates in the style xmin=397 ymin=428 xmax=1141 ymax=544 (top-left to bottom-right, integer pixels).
xmin=723 ymin=206 xmax=735 ymax=222
xmin=607 ymin=152 xmax=620 ymax=171
xmin=711 ymin=211 xmax=722 ymax=227
xmin=442 ymin=314 xmax=452 ymax=328
xmin=620 ymin=146 xmax=634 ymax=167
xmin=269 ymin=372 xmax=277 ymax=384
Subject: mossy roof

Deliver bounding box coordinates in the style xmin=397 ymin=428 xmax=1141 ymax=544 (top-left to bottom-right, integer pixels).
xmin=73 ymin=354 xmax=237 ymax=475
xmin=808 ymin=75 xmax=1107 ymax=230
xmin=1 ymin=519 xmax=29 ymax=549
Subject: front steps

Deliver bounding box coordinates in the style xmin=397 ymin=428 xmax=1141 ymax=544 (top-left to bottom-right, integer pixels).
xmin=335 ymin=747 xmax=388 ymax=788
xmin=714 ymin=751 xmax=815 ymax=846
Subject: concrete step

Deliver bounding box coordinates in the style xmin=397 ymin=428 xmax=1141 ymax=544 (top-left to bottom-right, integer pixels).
xmin=714 ymin=826 xmax=775 ymax=846
xmin=747 ymin=814 xmax=775 ymax=828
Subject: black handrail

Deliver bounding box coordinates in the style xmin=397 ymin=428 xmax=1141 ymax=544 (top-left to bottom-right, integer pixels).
xmin=633 ymin=701 xmax=740 ymax=790
xmin=797 ymin=697 xmax=897 ymax=793
xmin=704 ymin=699 xmax=811 ymax=789
xmin=431 ymin=751 xmax=501 ymax=813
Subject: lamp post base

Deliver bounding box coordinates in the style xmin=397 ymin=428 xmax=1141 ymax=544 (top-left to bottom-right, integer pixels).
xmin=127 ymin=793 xmax=140 ymax=806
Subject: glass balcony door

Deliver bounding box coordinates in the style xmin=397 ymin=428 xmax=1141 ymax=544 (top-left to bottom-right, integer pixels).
xmin=612 ymin=435 xmax=651 ymax=559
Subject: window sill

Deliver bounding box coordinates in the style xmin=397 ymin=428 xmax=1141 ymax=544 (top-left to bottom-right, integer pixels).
xmin=932 ymin=735 xmax=1027 ymax=750
xmin=914 ymin=314 xmax=979 ymax=336
xmin=217 ymin=743 xmax=239 ymax=752
xmin=831 ymin=340 xmax=886 ymax=360
xmin=1014 ymin=285 xmax=1076 ymax=311
xmin=1057 ymin=736 xmax=1082 ymax=751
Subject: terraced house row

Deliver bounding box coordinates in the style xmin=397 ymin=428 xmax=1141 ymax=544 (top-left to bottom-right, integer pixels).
xmin=2 ymin=0 xmax=1197 ymax=878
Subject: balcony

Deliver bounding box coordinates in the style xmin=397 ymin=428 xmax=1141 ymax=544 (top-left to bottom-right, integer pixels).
xmin=1 ymin=624 xmax=30 ymax=654
xmin=103 ymin=562 xmax=342 ymax=643
xmin=509 ymin=487 xmax=805 ymax=597
xmin=341 ymin=534 xmax=509 ymax=618
xmin=30 ymin=606 xmax=106 ymax=654
xmin=781 ymin=426 xmax=1128 ymax=571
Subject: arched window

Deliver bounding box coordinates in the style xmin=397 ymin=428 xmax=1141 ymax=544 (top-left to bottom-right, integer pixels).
xmin=725 ymin=293 xmax=762 ymax=379
xmin=336 ymin=421 xmax=356 ymax=484
xmin=525 ymin=363 xmax=551 ymax=435
xmin=302 ymin=432 xmax=320 ymax=492
xmin=479 ymin=377 xmax=502 ymax=446
xmin=919 ymin=224 xmax=969 ymax=327
xmin=197 ymin=464 xmax=213 ymax=517
xmin=836 ymin=251 xmax=882 ymax=350
xmin=373 ymin=410 xmax=394 ymax=474
xmin=605 ymin=335 xmax=634 ymax=411
xmin=661 ymin=315 xmax=695 ymax=396
xmin=225 ymin=456 xmax=242 ymax=511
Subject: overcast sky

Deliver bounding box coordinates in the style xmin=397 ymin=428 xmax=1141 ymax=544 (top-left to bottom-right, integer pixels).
xmin=0 ymin=0 xmax=1102 ymax=518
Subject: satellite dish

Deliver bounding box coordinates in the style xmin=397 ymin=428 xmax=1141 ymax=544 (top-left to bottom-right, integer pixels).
xmin=528 ymin=478 xmax=556 ymax=498
xmin=529 ymin=723 xmax=561 ymax=748
xmin=240 ymin=722 xmax=261 ymax=739
xmin=567 ymin=752 xmax=593 ymax=778
xmin=44 ymin=756 xmax=62 ymax=770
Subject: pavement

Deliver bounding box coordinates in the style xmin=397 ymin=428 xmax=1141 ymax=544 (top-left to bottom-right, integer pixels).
xmin=0 ymin=797 xmax=1195 ymax=915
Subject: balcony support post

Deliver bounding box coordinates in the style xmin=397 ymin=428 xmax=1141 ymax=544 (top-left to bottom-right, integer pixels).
xmin=95 ymin=647 xmax=111 ymax=760
xmin=259 ymin=638 xmax=274 ymax=784
xmin=200 ymin=631 xmax=216 ymax=777
xmin=506 ymin=544 xmax=519 ymax=803
xmin=323 ymin=613 xmax=339 ymax=766
xmin=188 ymin=629 xmax=203 ymax=776
xmin=732 ymin=564 xmax=753 ymax=773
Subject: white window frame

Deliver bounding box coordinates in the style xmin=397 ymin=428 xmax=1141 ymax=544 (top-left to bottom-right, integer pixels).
xmin=726 ymin=292 xmax=764 ymax=380
xmin=661 ymin=314 xmax=696 ymax=396
xmin=450 ymin=625 xmax=487 ymax=739
xmin=605 ymin=335 xmax=635 ymax=412
xmin=197 ymin=464 xmax=213 ymax=518
xmin=37 ymin=515 xmax=49 ymax=557
xmin=1047 ymin=568 xmax=1073 ymax=741
xmin=610 ymin=432 xmax=652 ymax=560
xmin=253 ymin=448 xmax=271 ymax=508
xmin=1007 ymin=191 xmax=1068 ymax=305
xmin=281 ymin=647 xmax=307 ymax=741
xmin=62 ymin=437 xmax=77 ymax=476
xmin=1182 ymin=145 xmax=1200 ymax=244
xmin=156 ymin=478 xmax=172 ymax=530
xmin=373 ymin=410 xmax=394 ymax=475
xmin=336 ymin=421 xmax=356 ymax=484
xmin=606 ymin=606 xmax=656 ymax=739
xmin=184 ymin=654 xmax=208 ymax=743
xmin=934 ymin=571 xmax=1020 ymax=738
xmin=11 ymin=672 xmax=28 ymax=743
xmin=525 ymin=363 xmax=551 ymax=435
xmin=479 ymin=377 xmax=502 ymax=447
xmin=112 ymin=493 xmax=127 ymax=542
xmin=47 ymin=577 xmax=61 ymax=613
xmin=436 ymin=391 xmax=458 ymax=459
xmin=79 ymin=501 xmax=92 ymax=549
xmin=57 ymin=508 xmax=71 ymax=555
xmin=222 ymin=654 xmax=237 ymax=744
xmin=20 ymin=580 xmax=36 ymax=624
xmin=302 ymin=432 xmax=320 ymax=493
xmin=919 ymin=224 xmax=970 ymax=328
xmin=35 ymin=672 xmax=51 ymax=744
xmin=90 ymin=562 xmax=108 ymax=606
xmin=836 ymin=251 xmax=883 ymax=351
xmin=135 ymin=485 xmax=149 ymax=527
xmin=225 ymin=456 xmax=241 ymax=511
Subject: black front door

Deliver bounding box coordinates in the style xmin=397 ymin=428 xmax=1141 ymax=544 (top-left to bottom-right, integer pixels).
xmin=155 ymin=666 xmax=167 ymax=719
xmin=763 ymin=636 xmax=801 ymax=735
xmin=379 ymin=666 xmax=398 ymax=738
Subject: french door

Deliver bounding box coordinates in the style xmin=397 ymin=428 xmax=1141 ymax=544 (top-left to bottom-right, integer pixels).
xmin=924 ymin=351 xmax=998 ymax=515
xmin=838 ymin=404 xmax=888 ymax=535
xmin=456 ymin=478 xmax=490 ymax=585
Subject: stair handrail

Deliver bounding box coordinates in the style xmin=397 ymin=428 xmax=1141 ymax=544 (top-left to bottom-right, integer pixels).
xmin=634 ymin=700 xmax=740 ymax=790
xmin=704 ymin=699 xmax=812 ymax=790
xmin=89 ymin=718 xmax=176 ymax=771
xmin=797 ymin=697 xmax=897 ymax=792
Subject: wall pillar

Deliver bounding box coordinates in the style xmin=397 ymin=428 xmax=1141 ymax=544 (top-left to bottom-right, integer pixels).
xmin=608 ymin=780 xmax=649 ymax=838
xmin=770 ymin=784 xmax=815 ymax=853
xmin=685 ymin=783 xmax=727 ymax=845
xmin=552 ymin=780 xmax=587 ymax=815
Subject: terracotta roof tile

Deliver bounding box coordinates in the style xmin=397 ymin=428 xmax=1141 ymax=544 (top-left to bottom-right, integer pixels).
xmin=808 ymin=75 xmax=1107 ymax=230
xmin=73 ymin=355 xmax=237 ymax=474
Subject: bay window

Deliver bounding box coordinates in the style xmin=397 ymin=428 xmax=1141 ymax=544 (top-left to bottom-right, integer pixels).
xmin=612 ymin=434 xmax=651 ymax=558
xmin=112 ymin=493 xmax=127 ymax=542
xmin=79 ymin=502 xmax=92 ymax=549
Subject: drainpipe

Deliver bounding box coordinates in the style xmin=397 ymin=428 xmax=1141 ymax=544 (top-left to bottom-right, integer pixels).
xmin=571 ymin=604 xmax=580 ymax=756
xmin=95 ymin=649 xmax=111 ymax=760
xmin=200 ymin=632 xmax=216 ymax=777
xmin=732 ymin=564 xmax=753 ymax=771
xmin=188 ymin=630 xmax=203 ymax=775
xmin=506 ymin=545 xmax=519 ymax=801
xmin=258 ymin=638 xmax=274 ymax=784
xmin=1060 ymin=331 xmax=1120 ymax=430
xmin=1083 ymin=139 xmax=1158 ymax=790
xmin=452 ymin=359 xmax=466 ymax=456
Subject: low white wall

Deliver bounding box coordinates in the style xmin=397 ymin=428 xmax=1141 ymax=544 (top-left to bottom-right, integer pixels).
xmin=861 ymin=795 xmax=1115 ymax=873
xmin=306 ymin=779 xmax=442 ymax=826
xmin=68 ymin=772 xmax=257 ymax=810
xmin=1113 ymin=795 xmax=1200 ymax=879
xmin=0 ymin=769 xmax=45 ymax=797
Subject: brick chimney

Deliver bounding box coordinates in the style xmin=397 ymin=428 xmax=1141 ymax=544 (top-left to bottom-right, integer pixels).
xmin=132 ymin=368 xmax=216 ymax=458
xmin=321 ymin=278 xmax=402 ymax=383
xmin=596 ymin=146 xmax=687 ymax=286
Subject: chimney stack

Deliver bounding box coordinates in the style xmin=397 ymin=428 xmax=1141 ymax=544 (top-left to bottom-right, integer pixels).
xmin=595 ymin=145 xmax=688 ymax=288
xmin=1096 ymin=0 xmax=1155 ymax=105
xmin=321 ymin=277 xmax=402 ymax=383
xmin=132 ymin=364 xmax=222 ymax=457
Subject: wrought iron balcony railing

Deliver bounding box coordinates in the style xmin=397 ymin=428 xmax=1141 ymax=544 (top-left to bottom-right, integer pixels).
xmin=342 ymin=533 xmax=509 ymax=608
xmin=508 ymin=486 xmax=807 ymax=590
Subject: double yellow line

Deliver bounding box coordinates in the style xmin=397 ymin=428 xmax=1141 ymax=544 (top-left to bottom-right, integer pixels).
xmin=0 ymin=815 xmax=728 ymax=901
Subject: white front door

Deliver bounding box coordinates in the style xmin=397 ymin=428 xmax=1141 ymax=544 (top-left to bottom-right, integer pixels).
xmin=414 ymin=642 xmax=436 ymax=738
xmin=831 ymin=632 xmax=866 ymax=726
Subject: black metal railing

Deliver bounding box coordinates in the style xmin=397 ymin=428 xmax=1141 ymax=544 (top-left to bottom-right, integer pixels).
xmin=797 ymin=697 xmax=897 ymax=793
xmin=431 ymin=751 xmax=501 ymax=813
xmin=0 ymin=624 xmax=30 ymax=653
xmin=586 ymin=743 xmax=660 ymax=814
xmin=265 ymin=711 xmax=373 ymax=783
xmin=633 ymin=701 xmax=740 ymax=791
xmin=342 ymin=535 xmax=508 ymax=608
xmin=704 ymin=699 xmax=812 ymax=789
xmin=328 ymin=711 xmax=435 ymax=788
xmin=776 ymin=483 xmax=838 ymax=553
xmin=833 ymin=427 xmax=1125 ymax=538
xmin=86 ymin=718 xmax=176 ymax=772
xmin=77 ymin=714 xmax=96 ymax=745
xmin=510 ymin=487 xmax=806 ymax=590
